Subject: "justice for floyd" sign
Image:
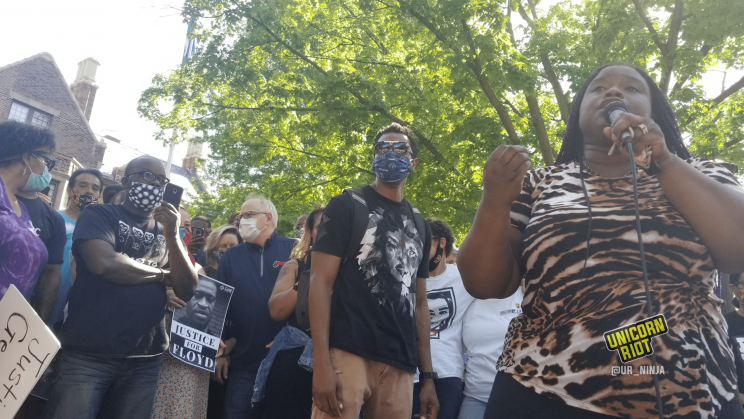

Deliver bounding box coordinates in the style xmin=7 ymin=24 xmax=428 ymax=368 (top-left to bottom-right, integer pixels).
xmin=0 ymin=285 xmax=60 ymax=417
xmin=169 ymin=275 xmax=233 ymax=372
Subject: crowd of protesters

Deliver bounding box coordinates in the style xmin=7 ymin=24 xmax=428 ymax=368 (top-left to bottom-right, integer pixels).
xmin=2 ymin=62 xmax=744 ymax=419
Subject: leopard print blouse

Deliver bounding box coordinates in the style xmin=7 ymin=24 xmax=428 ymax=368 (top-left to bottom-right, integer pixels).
xmin=497 ymin=158 xmax=741 ymax=418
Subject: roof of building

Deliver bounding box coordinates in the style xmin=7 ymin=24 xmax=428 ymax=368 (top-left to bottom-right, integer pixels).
xmin=0 ymin=52 xmax=104 ymax=169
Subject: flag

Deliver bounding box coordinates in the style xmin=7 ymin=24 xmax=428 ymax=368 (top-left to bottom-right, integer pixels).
xmin=182 ymin=19 xmax=196 ymax=64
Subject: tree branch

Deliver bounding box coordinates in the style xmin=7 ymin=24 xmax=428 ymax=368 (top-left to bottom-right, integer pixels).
xmin=658 ymin=0 xmax=684 ymax=94
xmin=515 ymin=0 xmax=570 ymax=124
xmin=630 ymin=0 xmax=668 ymax=56
xmin=671 ymin=43 xmax=712 ymax=92
xmin=243 ymin=9 xmax=450 ymax=164
xmin=711 ymin=73 xmax=744 ymax=105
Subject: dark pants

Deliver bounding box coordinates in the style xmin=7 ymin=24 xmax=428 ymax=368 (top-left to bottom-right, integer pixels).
xmin=45 ymin=350 xmax=162 ymax=419
xmin=223 ymin=369 xmax=257 ymax=419
xmin=254 ymin=347 xmax=313 ymax=419
xmin=412 ymin=377 xmax=463 ymax=419
xmin=484 ymin=373 xmax=744 ymax=419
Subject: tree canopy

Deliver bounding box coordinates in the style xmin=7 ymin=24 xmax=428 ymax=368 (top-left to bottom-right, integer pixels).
xmin=139 ymin=0 xmax=744 ymax=240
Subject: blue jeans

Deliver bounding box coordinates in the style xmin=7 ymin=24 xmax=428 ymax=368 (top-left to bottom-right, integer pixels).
xmin=458 ymin=395 xmax=487 ymax=419
xmin=46 ymin=350 xmax=162 ymax=419
xmin=223 ymin=369 xmax=257 ymax=419
xmin=412 ymin=377 xmax=464 ymax=419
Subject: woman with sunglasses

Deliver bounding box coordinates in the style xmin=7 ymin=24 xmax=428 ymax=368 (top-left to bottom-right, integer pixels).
xmin=0 ymin=120 xmax=56 ymax=300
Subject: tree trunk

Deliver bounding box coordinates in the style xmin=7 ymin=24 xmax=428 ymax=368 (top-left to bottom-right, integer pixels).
xmin=526 ymin=95 xmax=554 ymax=165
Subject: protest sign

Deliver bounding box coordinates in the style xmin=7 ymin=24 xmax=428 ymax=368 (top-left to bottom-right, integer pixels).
xmin=169 ymin=275 xmax=233 ymax=372
xmin=0 ymin=285 xmax=60 ymax=418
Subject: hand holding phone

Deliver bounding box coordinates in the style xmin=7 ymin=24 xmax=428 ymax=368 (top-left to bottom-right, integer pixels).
xmin=162 ymin=184 xmax=184 ymax=209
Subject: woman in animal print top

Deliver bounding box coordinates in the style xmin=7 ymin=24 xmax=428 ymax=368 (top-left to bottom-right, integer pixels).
xmin=459 ymin=64 xmax=744 ymax=419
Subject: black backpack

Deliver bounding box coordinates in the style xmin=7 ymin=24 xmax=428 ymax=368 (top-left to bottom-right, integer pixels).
xmin=294 ymin=187 xmax=426 ymax=331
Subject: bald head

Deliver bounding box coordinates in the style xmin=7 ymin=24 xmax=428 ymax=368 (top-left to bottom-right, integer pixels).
xmin=125 ymin=156 xmax=165 ymax=178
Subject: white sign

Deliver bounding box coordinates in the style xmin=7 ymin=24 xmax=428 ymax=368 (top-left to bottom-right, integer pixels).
xmin=0 ymin=285 xmax=60 ymax=417
xmin=170 ymin=275 xmax=234 ymax=372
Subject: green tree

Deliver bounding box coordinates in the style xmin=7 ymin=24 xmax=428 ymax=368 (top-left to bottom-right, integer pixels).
xmin=139 ymin=0 xmax=744 ymax=240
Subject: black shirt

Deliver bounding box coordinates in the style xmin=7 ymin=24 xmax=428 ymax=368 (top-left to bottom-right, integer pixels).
xmin=725 ymin=310 xmax=744 ymax=395
xmin=59 ymin=203 xmax=170 ymax=357
xmin=16 ymin=195 xmax=66 ymax=265
xmin=313 ymin=185 xmax=431 ymax=372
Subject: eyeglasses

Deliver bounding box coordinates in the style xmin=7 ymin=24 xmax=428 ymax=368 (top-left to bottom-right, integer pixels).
xmin=35 ymin=154 xmax=56 ymax=171
xmin=374 ymin=141 xmax=411 ymax=156
xmin=126 ymin=170 xmax=170 ymax=185
xmin=235 ymin=211 xmax=267 ymax=224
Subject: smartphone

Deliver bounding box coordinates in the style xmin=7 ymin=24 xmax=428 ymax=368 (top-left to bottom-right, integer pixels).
xmin=162 ymin=184 xmax=184 ymax=209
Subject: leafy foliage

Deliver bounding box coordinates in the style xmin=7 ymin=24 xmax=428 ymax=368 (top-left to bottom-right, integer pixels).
xmin=139 ymin=0 xmax=744 ymax=240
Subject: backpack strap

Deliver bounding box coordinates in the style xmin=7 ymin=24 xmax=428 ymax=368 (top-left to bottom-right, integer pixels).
xmin=406 ymin=201 xmax=427 ymax=250
xmin=342 ymin=187 xmax=369 ymax=265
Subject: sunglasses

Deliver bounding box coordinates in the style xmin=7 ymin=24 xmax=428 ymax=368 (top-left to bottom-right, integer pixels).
xmin=374 ymin=141 xmax=411 ymax=156
xmin=35 ymin=154 xmax=56 ymax=171
xmin=126 ymin=170 xmax=170 ymax=185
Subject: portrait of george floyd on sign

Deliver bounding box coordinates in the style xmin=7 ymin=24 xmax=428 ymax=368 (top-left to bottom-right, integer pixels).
xmin=169 ymin=275 xmax=233 ymax=372
xmin=0 ymin=285 xmax=60 ymax=417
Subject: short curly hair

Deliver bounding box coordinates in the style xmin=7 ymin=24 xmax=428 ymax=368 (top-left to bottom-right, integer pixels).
xmin=427 ymin=218 xmax=454 ymax=256
xmin=373 ymin=123 xmax=419 ymax=159
xmin=0 ymin=121 xmax=56 ymax=167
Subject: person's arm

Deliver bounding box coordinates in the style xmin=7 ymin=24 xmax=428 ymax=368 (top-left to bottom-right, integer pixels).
xmin=310 ymin=250 xmax=343 ymax=418
xmin=415 ymin=276 xmax=439 ymax=419
xmin=654 ymin=158 xmax=744 ymax=272
xmin=153 ymin=201 xmax=197 ymax=301
xmin=608 ymin=114 xmax=744 ymax=273
xmin=213 ymin=337 xmax=237 ymax=384
xmin=458 ymin=145 xmax=530 ymax=299
xmin=33 ymin=264 xmax=60 ymax=322
xmin=79 ymin=238 xmax=168 ymax=285
xmin=268 ymin=260 xmax=300 ymax=321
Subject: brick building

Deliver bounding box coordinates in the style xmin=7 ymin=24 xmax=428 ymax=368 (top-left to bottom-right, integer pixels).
xmin=0 ymin=52 xmax=106 ymax=209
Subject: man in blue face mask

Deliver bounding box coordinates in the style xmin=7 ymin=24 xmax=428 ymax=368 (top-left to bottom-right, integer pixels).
xmin=309 ymin=123 xmax=440 ymax=419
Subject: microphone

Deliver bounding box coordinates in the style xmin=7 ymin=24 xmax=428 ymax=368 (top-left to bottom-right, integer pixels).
xmin=603 ymin=101 xmax=634 ymax=149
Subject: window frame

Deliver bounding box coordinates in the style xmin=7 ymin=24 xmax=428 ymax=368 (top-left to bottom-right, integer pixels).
xmin=8 ymin=100 xmax=53 ymax=128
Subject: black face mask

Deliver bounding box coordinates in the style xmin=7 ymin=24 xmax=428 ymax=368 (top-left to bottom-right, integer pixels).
xmin=429 ymin=245 xmax=444 ymax=272
xmin=74 ymin=193 xmax=97 ymax=211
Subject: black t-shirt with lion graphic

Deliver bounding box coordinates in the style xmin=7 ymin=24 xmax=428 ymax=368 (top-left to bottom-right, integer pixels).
xmin=59 ymin=203 xmax=170 ymax=357
xmin=313 ymin=185 xmax=431 ymax=372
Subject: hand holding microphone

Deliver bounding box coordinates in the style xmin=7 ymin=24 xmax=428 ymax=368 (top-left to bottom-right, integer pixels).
xmin=602 ymin=101 xmax=671 ymax=173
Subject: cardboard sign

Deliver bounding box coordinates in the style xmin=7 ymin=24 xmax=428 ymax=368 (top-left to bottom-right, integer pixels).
xmin=169 ymin=275 xmax=233 ymax=372
xmin=0 ymin=285 xmax=60 ymax=417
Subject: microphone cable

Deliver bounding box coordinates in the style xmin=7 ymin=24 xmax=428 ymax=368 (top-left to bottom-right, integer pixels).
xmin=623 ymin=135 xmax=665 ymax=419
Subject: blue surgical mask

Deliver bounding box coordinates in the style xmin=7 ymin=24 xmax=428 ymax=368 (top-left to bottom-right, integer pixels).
xmin=22 ymin=164 xmax=52 ymax=193
xmin=372 ymin=151 xmax=412 ymax=182
xmin=213 ymin=249 xmax=226 ymax=263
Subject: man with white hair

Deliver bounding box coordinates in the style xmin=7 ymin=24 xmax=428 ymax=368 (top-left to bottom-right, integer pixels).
xmin=215 ymin=195 xmax=296 ymax=418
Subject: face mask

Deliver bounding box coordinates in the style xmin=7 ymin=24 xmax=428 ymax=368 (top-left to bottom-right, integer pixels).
xmin=372 ymin=152 xmax=412 ymax=183
xmin=22 ymin=164 xmax=52 ymax=193
xmin=429 ymin=245 xmax=444 ymax=272
xmin=239 ymin=215 xmax=266 ymax=242
xmin=73 ymin=193 xmax=97 ymax=211
xmin=179 ymin=226 xmax=190 ymax=239
xmin=213 ymin=249 xmax=226 ymax=263
xmin=127 ymin=182 xmax=164 ymax=212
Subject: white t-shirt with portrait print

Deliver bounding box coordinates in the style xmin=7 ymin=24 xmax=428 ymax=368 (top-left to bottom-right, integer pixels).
xmin=462 ymin=287 xmax=525 ymax=402
xmin=414 ymin=263 xmax=475 ymax=382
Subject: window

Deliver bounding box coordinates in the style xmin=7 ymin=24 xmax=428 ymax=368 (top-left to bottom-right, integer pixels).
xmin=8 ymin=102 xmax=29 ymax=123
xmin=8 ymin=101 xmax=52 ymax=128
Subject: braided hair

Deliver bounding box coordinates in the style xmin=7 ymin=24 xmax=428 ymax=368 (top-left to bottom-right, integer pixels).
xmin=555 ymin=64 xmax=691 ymax=165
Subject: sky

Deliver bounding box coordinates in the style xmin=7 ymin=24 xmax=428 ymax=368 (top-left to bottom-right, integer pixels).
xmin=0 ymin=0 xmax=740 ymax=182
